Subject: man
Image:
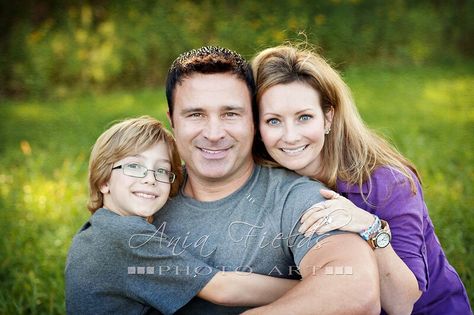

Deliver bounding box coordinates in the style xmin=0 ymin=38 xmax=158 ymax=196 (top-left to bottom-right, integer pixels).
xmin=154 ymin=46 xmax=380 ymax=314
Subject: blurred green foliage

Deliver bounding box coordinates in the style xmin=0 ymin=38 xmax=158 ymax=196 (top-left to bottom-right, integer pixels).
xmin=0 ymin=63 xmax=473 ymax=313
xmin=0 ymin=1 xmax=473 ymax=313
xmin=1 ymin=0 xmax=473 ymax=97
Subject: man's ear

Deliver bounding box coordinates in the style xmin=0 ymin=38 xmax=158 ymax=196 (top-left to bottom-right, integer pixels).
xmin=167 ymin=111 xmax=174 ymax=129
xmin=99 ymin=183 xmax=110 ymax=194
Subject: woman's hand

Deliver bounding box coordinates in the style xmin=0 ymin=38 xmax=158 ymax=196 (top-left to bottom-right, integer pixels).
xmin=299 ymin=189 xmax=375 ymax=237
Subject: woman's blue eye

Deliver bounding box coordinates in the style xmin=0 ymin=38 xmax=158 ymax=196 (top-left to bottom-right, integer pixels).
xmin=267 ymin=118 xmax=280 ymax=126
xmin=299 ymin=114 xmax=312 ymax=121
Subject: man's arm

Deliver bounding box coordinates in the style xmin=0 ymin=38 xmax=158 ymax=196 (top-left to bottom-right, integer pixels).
xmin=242 ymin=233 xmax=381 ymax=315
xmin=198 ymin=271 xmax=298 ymax=306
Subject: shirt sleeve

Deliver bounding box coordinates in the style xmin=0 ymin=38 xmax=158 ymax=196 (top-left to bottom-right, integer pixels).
xmin=280 ymin=179 xmax=346 ymax=267
xmin=118 ymin=220 xmax=220 ymax=315
xmin=368 ymin=168 xmax=429 ymax=292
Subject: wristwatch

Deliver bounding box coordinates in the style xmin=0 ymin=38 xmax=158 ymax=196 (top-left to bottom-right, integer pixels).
xmin=368 ymin=220 xmax=391 ymax=249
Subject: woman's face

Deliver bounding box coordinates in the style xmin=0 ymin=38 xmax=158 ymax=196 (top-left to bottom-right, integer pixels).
xmin=259 ymin=81 xmax=333 ymax=178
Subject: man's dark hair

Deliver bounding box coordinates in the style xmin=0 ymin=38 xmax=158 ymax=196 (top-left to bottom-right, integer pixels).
xmin=166 ymin=46 xmax=256 ymax=118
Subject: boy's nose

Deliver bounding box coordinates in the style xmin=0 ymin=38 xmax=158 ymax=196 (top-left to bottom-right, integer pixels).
xmin=141 ymin=170 xmax=157 ymax=184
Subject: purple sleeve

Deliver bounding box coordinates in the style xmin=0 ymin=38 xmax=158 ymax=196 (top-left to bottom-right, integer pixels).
xmin=367 ymin=167 xmax=429 ymax=292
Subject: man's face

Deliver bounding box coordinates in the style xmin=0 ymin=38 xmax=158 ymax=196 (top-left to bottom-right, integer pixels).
xmin=170 ymin=72 xmax=255 ymax=186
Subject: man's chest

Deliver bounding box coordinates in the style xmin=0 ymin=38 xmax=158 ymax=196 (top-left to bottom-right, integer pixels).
xmin=155 ymin=202 xmax=299 ymax=277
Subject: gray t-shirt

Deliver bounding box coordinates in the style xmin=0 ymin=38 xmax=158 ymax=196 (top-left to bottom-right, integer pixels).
xmin=65 ymin=208 xmax=219 ymax=315
xmin=153 ymin=165 xmax=332 ymax=314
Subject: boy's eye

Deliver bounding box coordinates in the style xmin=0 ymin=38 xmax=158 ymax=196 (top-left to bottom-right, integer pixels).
xmin=266 ymin=118 xmax=280 ymax=126
xmin=127 ymin=163 xmax=142 ymax=169
xmin=122 ymin=163 xmax=147 ymax=176
xmin=155 ymin=168 xmax=169 ymax=174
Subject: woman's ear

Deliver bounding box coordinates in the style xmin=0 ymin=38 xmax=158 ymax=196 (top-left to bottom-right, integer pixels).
xmin=99 ymin=183 xmax=110 ymax=194
xmin=325 ymin=106 xmax=335 ymax=129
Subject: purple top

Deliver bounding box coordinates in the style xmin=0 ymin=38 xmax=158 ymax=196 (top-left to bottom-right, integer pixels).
xmin=337 ymin=167 xmax=472 ymax=315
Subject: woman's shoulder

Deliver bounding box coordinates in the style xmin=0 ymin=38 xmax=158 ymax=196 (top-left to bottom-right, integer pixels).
xmin=338 ymin=166 xmax=422 ymax=204
xmin=367 ymin=166 xmax=425 ymax=215
xmin=371 ymin=166 xmax=418 ymax=185
xmin=337 ymin=166 xmax=414 ymax=192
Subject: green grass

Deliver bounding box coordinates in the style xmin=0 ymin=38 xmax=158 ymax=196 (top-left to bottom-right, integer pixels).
xmin=1 ymin=63 xmax=473 ymax=313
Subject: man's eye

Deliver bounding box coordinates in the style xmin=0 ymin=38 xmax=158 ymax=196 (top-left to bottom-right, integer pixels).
xmin=188 ymin=113 xmax=203 ymax=118
xmin=266 ymin=118 xmax=280 ymax=126
xmin=224 ymin=112 xmax=238 ymax=118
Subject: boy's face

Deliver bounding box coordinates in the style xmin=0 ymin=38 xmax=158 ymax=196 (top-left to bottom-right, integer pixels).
xmin=100 ymin=141 xmax=172 ymax=218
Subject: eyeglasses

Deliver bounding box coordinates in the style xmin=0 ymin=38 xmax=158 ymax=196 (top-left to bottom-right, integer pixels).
xmin=112 ymin=163 xmax=176 ymax=184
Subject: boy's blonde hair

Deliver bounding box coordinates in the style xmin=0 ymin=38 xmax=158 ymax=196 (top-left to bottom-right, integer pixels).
xmin=87 ymin=116 xmax=183 ymax=213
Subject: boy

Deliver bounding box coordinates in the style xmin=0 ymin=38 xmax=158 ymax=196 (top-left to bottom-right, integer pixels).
xmin=65 ymin=116 xmax=296 ymax=315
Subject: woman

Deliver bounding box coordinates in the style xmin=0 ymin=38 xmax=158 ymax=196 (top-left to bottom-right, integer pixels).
xmin=251 ymin=45 xmax=472 ymax=315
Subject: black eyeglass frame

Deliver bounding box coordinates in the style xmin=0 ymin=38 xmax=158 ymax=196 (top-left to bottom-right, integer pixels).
xmin=112 ymin=163 xmax=176 ymax=184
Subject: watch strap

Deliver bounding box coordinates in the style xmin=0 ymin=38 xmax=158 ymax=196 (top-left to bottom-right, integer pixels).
xmin=359 ymin=215 xmax=381 ymax=241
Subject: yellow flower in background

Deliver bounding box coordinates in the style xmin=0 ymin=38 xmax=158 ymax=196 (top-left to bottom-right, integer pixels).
xmin=315 ymin=14 xmax=326 ymax=26
xmin=20 ymin=140 xmax=32 ymax=155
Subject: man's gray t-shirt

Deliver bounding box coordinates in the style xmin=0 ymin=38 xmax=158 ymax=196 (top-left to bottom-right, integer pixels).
xmin=153 ymin=165 xmax=331 ymax=314
xmin=65 ymin=208 xmax=218 ymax=315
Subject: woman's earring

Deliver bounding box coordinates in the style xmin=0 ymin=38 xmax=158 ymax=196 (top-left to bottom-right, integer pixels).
xmin=325 ymin=128 xmax=331 ymax=135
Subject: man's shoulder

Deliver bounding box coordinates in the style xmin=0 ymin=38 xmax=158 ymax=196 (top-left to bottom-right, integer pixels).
xmin=158 ymin=166 xmax=327 ymax=217
xmin=338 ymin=166 xmax=419 ymax=193
xmin=257 ymin=165 xmax=326 ymax=191
xmin=253 ymin=166 xmax=327 ymax=212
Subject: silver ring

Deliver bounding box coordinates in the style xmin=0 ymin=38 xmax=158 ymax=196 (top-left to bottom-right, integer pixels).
xmin=332 ymin=193 xmax=340 ymax=199
xmin=323 ymin=215 xmax=333 ymax=225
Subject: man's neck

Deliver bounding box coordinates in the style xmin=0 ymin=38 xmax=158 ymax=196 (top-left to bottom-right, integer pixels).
xmin=184 ymin=163 xmax=255 ymax=201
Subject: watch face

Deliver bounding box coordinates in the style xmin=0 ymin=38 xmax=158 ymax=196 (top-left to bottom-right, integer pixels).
xmin=376 ymin=232 xmax=391 ymax=248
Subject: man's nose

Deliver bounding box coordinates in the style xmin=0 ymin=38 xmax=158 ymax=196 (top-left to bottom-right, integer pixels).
xmin=202 ymin=117 xmax=226 ymax=141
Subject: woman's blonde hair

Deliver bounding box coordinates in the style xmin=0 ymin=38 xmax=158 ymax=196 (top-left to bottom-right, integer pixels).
xmin=87 ymin=116 xmax=183 ymax=213
xmin=252 ymin=45 xmax=419 ymax=193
